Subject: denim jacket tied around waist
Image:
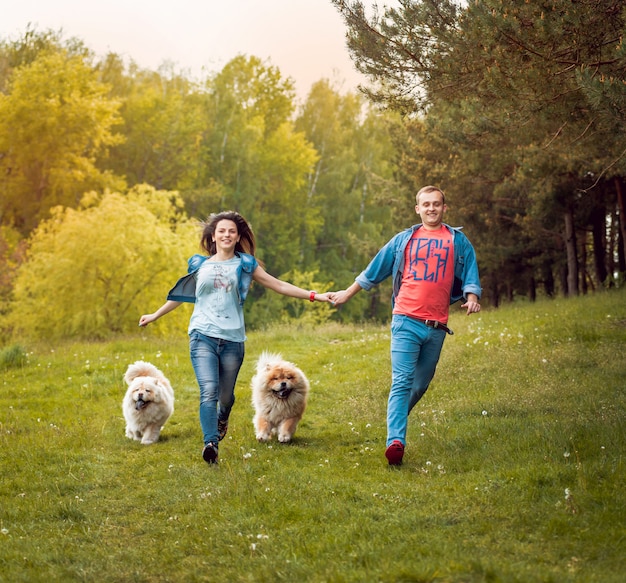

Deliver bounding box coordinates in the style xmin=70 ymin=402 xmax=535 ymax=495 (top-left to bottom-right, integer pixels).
xmin=355 ymin=223 xmax=481 ymax=307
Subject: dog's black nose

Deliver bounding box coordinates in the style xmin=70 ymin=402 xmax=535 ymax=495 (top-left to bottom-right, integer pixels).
xmin=280 ymin=382 xmax=287 ymax=389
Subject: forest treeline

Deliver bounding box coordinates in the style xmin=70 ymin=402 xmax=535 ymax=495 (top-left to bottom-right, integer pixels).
xmin=1 ymin=0 xmax=626 ymax=340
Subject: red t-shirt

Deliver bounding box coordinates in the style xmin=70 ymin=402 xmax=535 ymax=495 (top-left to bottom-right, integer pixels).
xmin=393 ymin=226 xmax=454 ymax=323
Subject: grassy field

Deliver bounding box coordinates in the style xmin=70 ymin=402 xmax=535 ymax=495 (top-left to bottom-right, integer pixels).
xmin=1 ymin=289 xmax=625 ymax=582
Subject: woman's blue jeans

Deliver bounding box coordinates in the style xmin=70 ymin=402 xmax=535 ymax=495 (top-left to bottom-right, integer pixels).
xmin=388 ymin=315 xmax=446 ymax=447
xmin=189 ymin=331 xmax=244 ymax=446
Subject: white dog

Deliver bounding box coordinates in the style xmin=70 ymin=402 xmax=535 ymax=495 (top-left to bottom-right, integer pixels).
xmin=122 ymin=361 xmax=174 ymax=445
xmin=251 ymin=352 xmax=310 ymax=443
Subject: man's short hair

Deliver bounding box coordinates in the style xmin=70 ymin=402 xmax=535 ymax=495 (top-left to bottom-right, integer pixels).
xmin=416 ymin=186 xmax=445 ymax=204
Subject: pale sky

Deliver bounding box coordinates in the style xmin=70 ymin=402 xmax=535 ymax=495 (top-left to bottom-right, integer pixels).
xmin=1 ymin=0 xmax=370 ymax=103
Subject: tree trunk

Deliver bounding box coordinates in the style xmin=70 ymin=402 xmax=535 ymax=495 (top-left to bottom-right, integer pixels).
xmin=564 ymin=209 xmax=579 ymax=296
xmin=541 ymin=260 xmax=555 ymax=297
xmin=615 ymin=177 xmax=626 ymax=274
xmin=506 ymin=281 xmax=514 ymax=302
xmin=590 ymin=204 xmax=608 ymax=286
xmin=580 ymin=231 xmax=588 ymax=295
xmin=618 ymin=212 xmax=626 ymax=274
xmin=490 ymin=275 xmax=500 ymax=308
xmin=528 ymin=275 xmax=536 ymax=302
xmin=559 ymin=264 xmax=568 ymax=297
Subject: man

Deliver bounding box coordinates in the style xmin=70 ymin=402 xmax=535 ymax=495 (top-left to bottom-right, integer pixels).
xmin=330 ymin=186 xmax=481 ymax=465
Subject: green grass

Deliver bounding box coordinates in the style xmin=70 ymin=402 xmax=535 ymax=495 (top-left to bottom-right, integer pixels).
xmin=1 ymin=290 xmax=625 ymax=582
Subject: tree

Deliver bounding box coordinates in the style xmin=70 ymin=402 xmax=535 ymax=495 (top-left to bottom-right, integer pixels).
xmin=195 ymin=55 xmax=297 ymax=204
xmin=295 ymin=80 xmax=402 ymax=321
xmin=0 ymin=226 xmax=26 ymax=315
xmin=244 ymin=121 xmax=321 ymax=277
xmin=0 ymin=25 xmax=90 ymax=93
xmin=332 ymin=0 xmax=626 ymax=297
xmin=99 ymin=56 xmax=208 ymax=192
xmin=182 ymin=56 xmax=321 ymax=278
xmin=0 ymin=50 xmax=125 ymax=235
xmin=5 ymin=186 xmax=196 ymax=340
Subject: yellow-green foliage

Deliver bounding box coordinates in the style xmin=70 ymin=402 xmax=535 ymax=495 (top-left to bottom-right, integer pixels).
xmin=0 ymin=49 xmax=125 ymax=232
xmin=7 ymin=185 xmax=197 ymax=340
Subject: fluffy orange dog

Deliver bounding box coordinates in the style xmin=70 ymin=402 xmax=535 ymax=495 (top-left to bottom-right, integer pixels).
xmin=251 ymin=352 xmax=310 ymax=443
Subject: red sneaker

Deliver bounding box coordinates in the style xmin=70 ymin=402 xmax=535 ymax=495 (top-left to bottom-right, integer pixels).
xmin=385 ymin=440 xmax=405 ymax=465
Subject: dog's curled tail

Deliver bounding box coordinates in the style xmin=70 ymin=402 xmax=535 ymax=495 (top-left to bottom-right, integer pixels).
xmin=124 ymin=360 xmax=162 ymax=385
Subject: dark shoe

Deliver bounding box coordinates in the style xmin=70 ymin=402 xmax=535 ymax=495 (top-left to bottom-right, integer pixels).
xmin=385 ymin=440 xmax=405 ymax=466
xmin=217 ymin=419 xmax=229 ymax=441
xmin=202 ymin=443 xmax=218 ymax=464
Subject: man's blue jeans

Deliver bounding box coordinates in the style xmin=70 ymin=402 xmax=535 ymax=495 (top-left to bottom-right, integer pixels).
xmin=189 ymin=331 xmax=244 ymax=446
xmin=388 ymin=315 xmax=447 ymax=447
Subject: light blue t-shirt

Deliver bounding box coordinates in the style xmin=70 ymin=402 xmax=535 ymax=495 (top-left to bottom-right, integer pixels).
xmin=188 ymin=257 xmax=246 ymax=342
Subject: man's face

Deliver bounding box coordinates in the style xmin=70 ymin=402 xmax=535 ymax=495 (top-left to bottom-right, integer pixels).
xmin=415 ymin=190 xmax=447 ymax=230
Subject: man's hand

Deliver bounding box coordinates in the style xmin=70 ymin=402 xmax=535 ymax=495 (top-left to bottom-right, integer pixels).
xmin=328 ymin=290 xmax=350 ymax=306
xmin=461 ymin=294 xmax=481 ymax=315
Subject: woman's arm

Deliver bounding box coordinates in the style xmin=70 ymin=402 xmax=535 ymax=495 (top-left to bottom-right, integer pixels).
xmin=252 ymin=265 xmax=330 ymax=302
xmin=139 ymin=300 xmax=183 ymax=327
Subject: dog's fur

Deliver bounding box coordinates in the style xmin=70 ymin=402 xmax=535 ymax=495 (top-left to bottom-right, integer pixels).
xmin=122 ymin=361 xmax=174 ymax=445
xmin=251 ymin=352 xmax=309 ymax=443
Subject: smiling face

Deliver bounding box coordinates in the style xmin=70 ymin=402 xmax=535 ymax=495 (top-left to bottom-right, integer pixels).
xmin=212 ymin=219 xmax=240 ymax=255
xmin=415 ymin=187 xmax=447 ymax=230
xmin=264 ymin=362 xmax=307 ymax=399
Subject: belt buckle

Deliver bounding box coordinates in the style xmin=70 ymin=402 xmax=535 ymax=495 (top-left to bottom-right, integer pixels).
xmin=425 ymin=319 xmax=438 ymax=329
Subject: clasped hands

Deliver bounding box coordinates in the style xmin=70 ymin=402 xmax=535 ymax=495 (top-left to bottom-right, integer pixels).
xmin=312 ymin=291 xmax=350 ymax=306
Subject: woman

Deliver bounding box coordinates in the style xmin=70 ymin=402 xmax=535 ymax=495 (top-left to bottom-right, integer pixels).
xmin=139 ymin=211 xmax=330 ymax=465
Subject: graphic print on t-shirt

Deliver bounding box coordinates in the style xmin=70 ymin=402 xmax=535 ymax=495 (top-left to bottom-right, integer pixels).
xmin=394 ymin=226 xmax=454 ymax=322
xmin=196 ymin=261 xmax=239 ymax=321
xmin=212 ymin=264 xmax=234 ymax=293
xmin=209 ymin=263 xmax=234 ymax=319
xmin=406 ymin=236 xmax=450 ymax=283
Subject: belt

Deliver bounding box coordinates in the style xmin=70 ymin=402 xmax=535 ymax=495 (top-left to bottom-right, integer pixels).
xmin=417 ymin=319 xmax=454 ymax=335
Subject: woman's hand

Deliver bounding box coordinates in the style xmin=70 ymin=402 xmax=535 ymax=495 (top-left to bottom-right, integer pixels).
xmin=139 ymin=314 xmax=157 ymax=327
xmin=312 ymin=292 xmax=332 ymax=303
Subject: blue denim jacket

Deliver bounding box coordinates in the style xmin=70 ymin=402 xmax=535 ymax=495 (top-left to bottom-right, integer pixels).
xmin=355 ymin=224 xmax=481 ymax=306
xmin=166 ymin=252 xmax=258 ymax=306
